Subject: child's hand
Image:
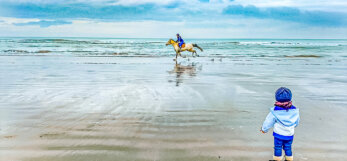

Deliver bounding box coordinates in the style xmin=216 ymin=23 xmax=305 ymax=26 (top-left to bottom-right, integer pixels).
xmin=260 ymin=128 xmax=266 ymax=133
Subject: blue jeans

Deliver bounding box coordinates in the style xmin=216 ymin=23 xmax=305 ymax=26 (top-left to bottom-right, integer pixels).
xmin=179 ymin=42 xmax=184 ymax=48
xmin=274 ymin=137 xmax=293 ymax=157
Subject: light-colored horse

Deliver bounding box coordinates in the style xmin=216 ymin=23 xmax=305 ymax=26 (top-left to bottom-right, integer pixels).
xmin=166 ymin=39 xmax=203 ymax=60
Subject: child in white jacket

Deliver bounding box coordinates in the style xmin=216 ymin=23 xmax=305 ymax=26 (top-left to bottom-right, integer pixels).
xmin=261 ymin=87 xmax=300 ymax=161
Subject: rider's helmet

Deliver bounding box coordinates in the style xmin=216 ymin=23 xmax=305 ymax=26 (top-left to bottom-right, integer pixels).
xmin=176 ymin=33 xmax=180 ymax=36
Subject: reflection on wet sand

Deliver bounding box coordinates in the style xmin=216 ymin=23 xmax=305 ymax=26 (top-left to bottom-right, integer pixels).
xmin=168 ymin=61 xmax=202 ymax=86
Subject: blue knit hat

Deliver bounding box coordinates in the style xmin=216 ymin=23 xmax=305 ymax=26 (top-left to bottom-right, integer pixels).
xmin=275 ymin=87 xmax=292 ymax=102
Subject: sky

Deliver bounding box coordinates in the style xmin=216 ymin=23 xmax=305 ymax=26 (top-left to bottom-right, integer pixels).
xmin=0 ymin=0 xmax=346 ymax=38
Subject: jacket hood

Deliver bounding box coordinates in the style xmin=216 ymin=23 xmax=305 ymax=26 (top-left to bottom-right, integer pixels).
xmin=270 ymin=107 xmax=299 ymax=127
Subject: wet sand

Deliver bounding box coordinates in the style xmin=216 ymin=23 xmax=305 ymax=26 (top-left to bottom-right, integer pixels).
xmin=0 ymin=55 xmax=346 ymax=161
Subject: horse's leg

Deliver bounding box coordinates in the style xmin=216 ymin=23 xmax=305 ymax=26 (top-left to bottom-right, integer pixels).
xmin=195 ymin=51 xmax=199 ymax=57
xmin=189 ymin=49 xmax=193 ymax=57
xmin=188 ymin=49 xmax=195 ymax=57
xmin=192 ymin=50 xmax=197 ymax=57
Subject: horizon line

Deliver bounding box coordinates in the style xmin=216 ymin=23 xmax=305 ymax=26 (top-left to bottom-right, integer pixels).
xmin=1 ymin=36 xmax=346 ymax=40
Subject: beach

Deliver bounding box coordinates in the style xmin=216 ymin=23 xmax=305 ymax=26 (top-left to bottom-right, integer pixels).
xmin=0 ymin=38 xmax=346 ymax=161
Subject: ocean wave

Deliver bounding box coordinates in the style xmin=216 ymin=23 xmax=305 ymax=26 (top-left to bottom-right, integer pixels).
xmin=0 ymin=49 xmax=327 ymax=59
xmin=2 ymin=49 xmax=53 ymax=53
xmin=17 ymin=39 xmax=115 ymax=45
xmin=237 ymin=41 xmax=345 ymax=47
xmin=1 ymin=39 xmax=346 ymax=59
xmin=284 ymin=55 xmax=323 ymax=58
xmin=2 ymin=49 xmax=29 ymax=53
xmin=66 ymin=50 xmax=97 ymax=53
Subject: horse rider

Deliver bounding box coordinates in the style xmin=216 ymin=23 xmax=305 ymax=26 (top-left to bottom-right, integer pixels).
xmin=176 ymin=33 xmax=184 ymax=50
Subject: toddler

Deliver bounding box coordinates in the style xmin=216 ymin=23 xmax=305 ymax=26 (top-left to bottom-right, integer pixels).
xmin=261 ymin=87 xmax=300 ymax=161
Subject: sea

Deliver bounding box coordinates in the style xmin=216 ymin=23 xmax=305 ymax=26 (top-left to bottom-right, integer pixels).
xmin=0 ymin=38 xmax=346 ymax=161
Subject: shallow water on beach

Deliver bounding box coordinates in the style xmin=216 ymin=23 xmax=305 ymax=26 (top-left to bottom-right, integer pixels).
xmin=0 ymin=38 xmax=347 ymax=161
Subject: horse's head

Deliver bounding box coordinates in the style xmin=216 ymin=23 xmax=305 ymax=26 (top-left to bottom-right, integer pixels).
xmin=166 ymin=39 xmax=176 ymax=46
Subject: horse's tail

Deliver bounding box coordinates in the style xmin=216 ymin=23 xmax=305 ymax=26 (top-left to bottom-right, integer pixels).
xmin=193 ymin=44 xmax=203 ymax=52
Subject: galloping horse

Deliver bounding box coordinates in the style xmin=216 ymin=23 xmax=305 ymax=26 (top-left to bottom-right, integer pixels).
xmin=166 ymin=39 xmax=203 ymax=60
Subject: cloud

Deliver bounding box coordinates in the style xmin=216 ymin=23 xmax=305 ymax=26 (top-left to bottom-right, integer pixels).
xmin=223 ymin=5 xmax=347 ymax=26
xmin=14 ymin=20 xmax=72 ymax=27
xmin=0 ymin=1 xmax=218 ymax=23
xmin=1 ymin=19 xmax=346 ymax=39
xmin=232 ymin=0 xmax=347 ymax=12
xmin=1 ymin=1 xmax=346 ymax=27
xmin=0 ymin=0 xmax=346 ymax=38
xmin=0 ymin=2 xmax=157 ymax=20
